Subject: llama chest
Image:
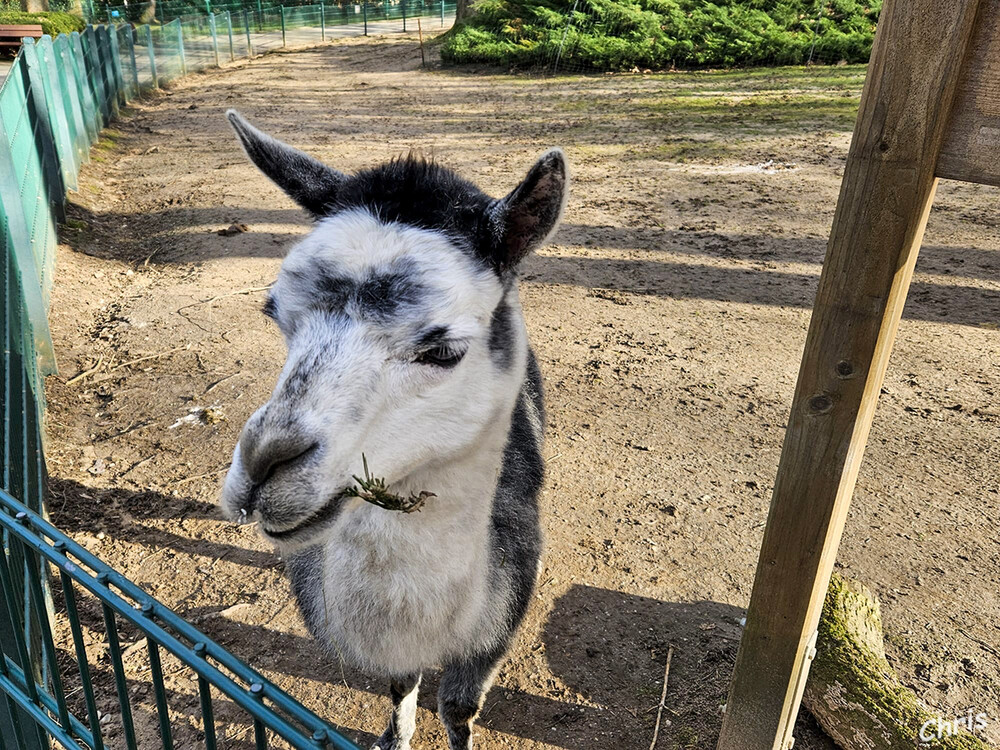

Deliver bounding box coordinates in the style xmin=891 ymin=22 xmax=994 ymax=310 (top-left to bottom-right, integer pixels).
xmin=288 ymin=519 xmax=504 ymax=676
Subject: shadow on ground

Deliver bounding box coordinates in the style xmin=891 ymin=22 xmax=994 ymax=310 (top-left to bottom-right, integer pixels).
xmin=48 ymin=477 xmax=835 ymax=748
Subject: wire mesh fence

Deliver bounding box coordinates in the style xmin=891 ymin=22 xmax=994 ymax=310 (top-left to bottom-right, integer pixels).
xmin=0 ymin=490 xmax=362 ymax=749
xmin=87 ymin=0 xmax=457 ymax=36
xmin=0 ymin=2 xmax=450 ymax=743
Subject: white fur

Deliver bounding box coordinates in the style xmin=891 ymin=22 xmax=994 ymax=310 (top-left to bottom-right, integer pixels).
xmin=221 ymin=210 xmax=531 ymax=676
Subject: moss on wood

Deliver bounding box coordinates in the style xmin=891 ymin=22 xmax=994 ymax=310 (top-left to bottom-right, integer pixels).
xmin=804 ymin=574 xmax=989 ymax=750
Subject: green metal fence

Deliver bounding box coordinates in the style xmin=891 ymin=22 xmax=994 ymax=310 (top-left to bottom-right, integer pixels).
xmin=0 ymin=6 xmax=440 ymax=747
xmin=89 ymin=0 xmax=457 ymax=38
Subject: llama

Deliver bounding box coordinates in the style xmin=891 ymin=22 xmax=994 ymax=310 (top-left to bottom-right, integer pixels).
xmin=219 ymin=111 xmax=568 ymax=750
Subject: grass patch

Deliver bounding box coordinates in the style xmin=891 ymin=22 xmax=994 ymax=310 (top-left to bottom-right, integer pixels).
xmin=442 ymin=0 xmax=881 ymax=72
xmin=0 ymin=10 xmax=85 ymax=37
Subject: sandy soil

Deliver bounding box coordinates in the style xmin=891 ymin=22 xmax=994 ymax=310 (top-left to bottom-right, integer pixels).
xmin=43 ymin=34 xmax=1000 ymax=750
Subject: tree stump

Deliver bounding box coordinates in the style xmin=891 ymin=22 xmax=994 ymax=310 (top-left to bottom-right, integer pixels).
xmin=804 ymin=574 xmax=989 ymax=750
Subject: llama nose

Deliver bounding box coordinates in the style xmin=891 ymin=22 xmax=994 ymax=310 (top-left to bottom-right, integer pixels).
xmin=240 ymin=425 xmax=317 ymax=486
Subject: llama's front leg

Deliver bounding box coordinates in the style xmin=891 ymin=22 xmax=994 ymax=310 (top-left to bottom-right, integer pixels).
xmin=437 ymin=651 xmax=503 ymax=750
xmin=372 ymin=674 xmax=421 ymax=750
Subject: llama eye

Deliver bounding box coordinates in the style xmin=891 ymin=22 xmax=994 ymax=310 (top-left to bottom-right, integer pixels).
xmin=414 ymin=346 xmax=465 ymax=368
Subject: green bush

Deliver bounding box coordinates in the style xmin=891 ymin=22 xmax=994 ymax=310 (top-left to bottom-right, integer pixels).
xmin=0 ymin=10 xmax=86 ymax=37
xmin=441 ymin=0 xmax=881 ymax=71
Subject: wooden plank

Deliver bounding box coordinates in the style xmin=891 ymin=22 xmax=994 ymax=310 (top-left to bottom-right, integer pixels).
xmin=716 ymin=1 xmax=984 ymax=748
xmin=937 ymin=0 xmax=1000 ymax=186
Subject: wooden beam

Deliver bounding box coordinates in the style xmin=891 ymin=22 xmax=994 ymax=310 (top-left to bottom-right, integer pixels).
xmin=937 ymin=0 xmax=1000 ymax=186
xmin=716 ymin=1 xmax=984 ymax=748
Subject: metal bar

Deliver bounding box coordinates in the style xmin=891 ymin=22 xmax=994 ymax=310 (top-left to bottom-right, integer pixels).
xmin=127 ymin=27 xmax=141 ymax=97
xmin=99 ymin=587 xmax=139 ymax=750
xmin=0 ymin=497 xmax=360 ymax=750
xmin=194 ymin=643 xmax=218 ymax=750
xmin=55 ymin=543 xmax=104 ymax=750
xmin=210 ymin=14 xmax=221 ymax=67
xmin=176 ymin=20 xmax=187 ymax=76
xmin=145 ymin=25 xmax=158 ymax=88
xmin=363 ymin=0 xmax=367 ymax=35
xmin=320 ymin=3 xmax=326 ymax=41
xmin=252 ymin=683 xmax=268 ymax=750
xmin=144 ymin=614 xmax=175 ymax=750
xmin=0 ymin=531 xmax=40 ymax=705
xmin=244 ymin=9 xmax=253 ymax=57
xmin=281 ymin=6 xmax=286 ymax=47
xmin=226 ymin=11 xmax=235 ymax=61
xmin=15 ymin=516 xmax=71 ymax=733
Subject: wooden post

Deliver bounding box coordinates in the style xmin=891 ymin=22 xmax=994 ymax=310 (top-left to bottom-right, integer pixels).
xmin=717 ymin=1 xmax=985 ymax=747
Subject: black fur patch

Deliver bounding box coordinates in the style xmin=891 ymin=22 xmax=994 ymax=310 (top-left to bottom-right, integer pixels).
xmin=286 ymin=545 xmax=326 ymax=639
xmin=487 ymin=296 xmax=515 ymax=370
xmin=307 ymin=260 xmax=424 ymax=320
xmin=416 ymin=325 xmax=451 ymax=349
xmin=262 ymin=295 xmax=278 ymax=320
xmin=331 ymin=157 xmax=495 ymax=267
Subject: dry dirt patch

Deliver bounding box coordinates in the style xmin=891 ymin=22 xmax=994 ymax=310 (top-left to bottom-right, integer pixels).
xmin=45 ymin=34 xmax=1000 ymax=749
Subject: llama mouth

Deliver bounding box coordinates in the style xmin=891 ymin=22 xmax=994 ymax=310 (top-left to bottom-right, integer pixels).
xmin=262 ymin=489 xmax=350 ymax=541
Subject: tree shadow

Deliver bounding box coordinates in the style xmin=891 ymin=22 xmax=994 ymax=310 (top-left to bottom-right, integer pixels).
xmin=523 ymin=254 xmax=1000 ymax=329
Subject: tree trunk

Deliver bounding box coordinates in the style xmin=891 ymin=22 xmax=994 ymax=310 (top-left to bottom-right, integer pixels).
xmin=22 ymin=0 xmax=50 ymax=12
xmin=804 ymin=575 xmax=991 ymax=750
xmin=454 ymin=0 xmax=469 ymax=23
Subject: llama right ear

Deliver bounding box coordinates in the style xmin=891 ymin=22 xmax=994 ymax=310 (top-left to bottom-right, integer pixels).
xmin=226 ymin=110 xmax=345 ymax=219
xmin=487 ymin=149 xmax=568 ymax=272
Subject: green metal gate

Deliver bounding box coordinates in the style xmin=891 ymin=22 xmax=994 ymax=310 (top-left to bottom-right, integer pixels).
xmin=0 ymin=20 xmax=364 ymax=750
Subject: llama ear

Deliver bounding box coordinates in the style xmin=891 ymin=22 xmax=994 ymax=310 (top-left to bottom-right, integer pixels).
xmin=226 ymin=110 xmax=345 ymax=219
xmin=488 ymin=149 xmax=568 ymax=270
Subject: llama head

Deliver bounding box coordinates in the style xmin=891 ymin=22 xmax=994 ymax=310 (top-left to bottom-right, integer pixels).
xmin=219 ymin=111 xmax=568 ymax=550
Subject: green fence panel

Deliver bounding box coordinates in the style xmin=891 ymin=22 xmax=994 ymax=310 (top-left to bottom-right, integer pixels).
xmin=33 ymin=37 xmax=80 ymax=194
xmin=70 ymin=31 xmax=101 ymax=145
xmin=52 ymin=35 xmax=90 ymax=176
xmin=81 ymin=26 xmax=109 ymax=127
xmin=20 ymin=45 xmax=67 ymax=232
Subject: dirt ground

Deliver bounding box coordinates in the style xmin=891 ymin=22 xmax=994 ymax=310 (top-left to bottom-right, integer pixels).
xmin=43 ymin=33 xmax=1000 ymax=750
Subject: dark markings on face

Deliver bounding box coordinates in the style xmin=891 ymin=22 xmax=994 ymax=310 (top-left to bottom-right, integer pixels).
xmin=488 ymin=296 xmax=515 ymax=371
xmin=416 ymin=325 xmax=451 ymax=350
xmin=294 ymin=259 xmax=425 ymax=321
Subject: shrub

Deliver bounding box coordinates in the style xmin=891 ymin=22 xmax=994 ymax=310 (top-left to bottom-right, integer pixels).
xmin=0 ymin=10 xmax=86 ymax=37
xmin=441 ymin=0 xmax=882 ymax=71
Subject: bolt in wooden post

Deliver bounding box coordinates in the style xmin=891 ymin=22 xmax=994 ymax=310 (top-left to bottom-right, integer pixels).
xmin=716 ymin=1 xmax=986 ymax=748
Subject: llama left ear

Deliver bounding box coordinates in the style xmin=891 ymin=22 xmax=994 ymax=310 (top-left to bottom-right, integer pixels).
xmin=226 ymin=109 xmax=345 ymax=219
xmin=488 ymin=149 xmax=568 ymax=271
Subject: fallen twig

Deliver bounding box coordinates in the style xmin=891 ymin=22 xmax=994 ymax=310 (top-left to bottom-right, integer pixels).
xmin=111 ymin=344 xmax=191 ymax=371
xmin=204 ymin=370 xmax=242 ymax=394
xmin=958 ymin=628 xmax=1000 ymax=658
xmin=66 ymin=357 xmax=105 ymax=386
xmin=649 ymin=646 xmax=673 ymax=750
xmin=176 ymin=284 xmax=272 ymax=314
xmin=170 ymin=466 xmax=231 ymax=486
